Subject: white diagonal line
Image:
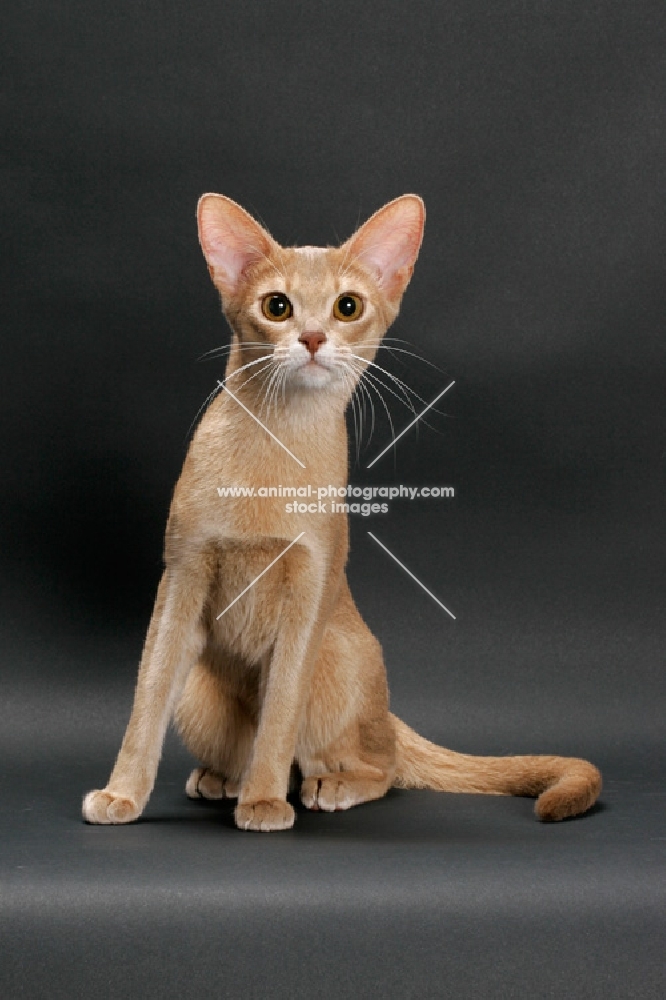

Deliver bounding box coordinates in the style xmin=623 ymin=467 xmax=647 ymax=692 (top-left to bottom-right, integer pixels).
xmin=366 ymin=380 xmax=456 ymax=469
xmin=367 ymin=532 xmax=456 ymax=619
xmin=219 ymin=382 xmax=306 ymax=469
xmin=216 ymin=532 xmax=306 ymax=620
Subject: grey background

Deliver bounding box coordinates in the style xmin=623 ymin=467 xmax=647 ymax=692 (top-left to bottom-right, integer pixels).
xmin=1 ymin=2 xmax=665 ymax=997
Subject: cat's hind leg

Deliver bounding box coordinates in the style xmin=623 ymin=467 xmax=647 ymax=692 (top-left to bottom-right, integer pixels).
xmin=175 ymin=659 xmax=256 ymax=801
xmin=298 ymin=710 xmax=396 ymax=813
xmin=297 ymin=603 xmax=397 ymax=814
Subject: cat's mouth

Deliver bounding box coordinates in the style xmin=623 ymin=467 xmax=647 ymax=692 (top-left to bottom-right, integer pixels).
xmin=292 ymin=357 xmax=335 ymax=388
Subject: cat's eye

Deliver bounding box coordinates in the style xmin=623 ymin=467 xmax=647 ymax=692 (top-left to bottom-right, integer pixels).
xmin=333 ymin=293 xmax=363 ymax=322
xmin=262 ymin=293 xmax=293 ymax=322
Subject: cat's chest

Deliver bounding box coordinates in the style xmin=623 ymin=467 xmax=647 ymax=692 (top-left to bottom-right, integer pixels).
xmin=179 ymin=407 xmax=348 ymax=544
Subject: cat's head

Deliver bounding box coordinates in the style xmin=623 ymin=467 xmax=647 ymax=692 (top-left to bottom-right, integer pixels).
xmin=197 ymin=193 xmax=424 ymax=398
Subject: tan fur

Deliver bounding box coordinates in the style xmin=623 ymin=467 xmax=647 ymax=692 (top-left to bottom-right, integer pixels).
xmin=83 ymin=194 xmax=601 ymax=831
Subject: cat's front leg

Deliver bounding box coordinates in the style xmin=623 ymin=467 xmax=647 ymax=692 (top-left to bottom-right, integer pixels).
xmin=83 ymin=557 xmax=211 ymax=824
xmin=235 ymin=544 xmax=329 ymax=832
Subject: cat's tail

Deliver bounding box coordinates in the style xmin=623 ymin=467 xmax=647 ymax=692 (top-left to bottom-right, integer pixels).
xmin=391 ymin=714 xmax=601 ymax=821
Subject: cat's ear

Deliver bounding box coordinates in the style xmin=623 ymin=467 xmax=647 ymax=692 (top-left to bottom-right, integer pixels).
xmin=197 ymin=194 xmax=279 ymax=297
xmin=343 ymin=194 xmax=425 ymax=302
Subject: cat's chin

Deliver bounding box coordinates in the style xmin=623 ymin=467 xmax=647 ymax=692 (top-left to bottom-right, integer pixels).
xmin=291 ymin=361 xmax=336 ymax=390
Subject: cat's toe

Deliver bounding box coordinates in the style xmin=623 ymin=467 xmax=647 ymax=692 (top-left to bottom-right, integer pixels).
xmin=186 ymin=767 xmax=239 ymax=800
xmin=301 ymin=776 xmax=357 ymax=812
xmin=82 ymin=789 xmax=140 ymax=824
xmin=234 ymin=799 xmax=295 ymax=832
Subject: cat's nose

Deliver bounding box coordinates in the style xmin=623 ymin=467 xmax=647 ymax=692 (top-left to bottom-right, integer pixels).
xmin=298 ymin=332 xmax=326 ymax=357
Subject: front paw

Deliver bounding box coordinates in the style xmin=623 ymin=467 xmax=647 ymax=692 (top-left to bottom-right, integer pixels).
xmin=234 ymin=798 xmax=295 ymax=832
xmin=82 ymin=789 xmax=141 ymax=825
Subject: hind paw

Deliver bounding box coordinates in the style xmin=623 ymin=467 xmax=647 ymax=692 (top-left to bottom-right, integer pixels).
xmin=185 ymin=767 xmax=239 ymax=800
xmin=301 ymin=775 xmax=368 ymax=812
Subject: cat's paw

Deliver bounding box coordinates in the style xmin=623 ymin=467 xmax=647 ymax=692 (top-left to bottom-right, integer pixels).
xmin=82 ymin=789 xmax=141 ymax=825
xmin=301 ymin=776 xmax=359 ymax=812
xmin=185 ymin=767 xmax=239 ymax=800
xmin=234 ymin=799 xmax=295 ymax=832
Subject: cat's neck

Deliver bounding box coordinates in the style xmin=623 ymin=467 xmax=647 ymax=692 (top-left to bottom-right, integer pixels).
xmin=221 ymin=381 xmax=348 ymax=447
xmin=211 ymin=364 xmax=349 ymax=486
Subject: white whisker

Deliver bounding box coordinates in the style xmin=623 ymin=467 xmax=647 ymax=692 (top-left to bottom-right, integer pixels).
xmin=224 ymin=353 xmax=276 ymax=384
xmin=344 ymin=361 xmax=396 ymax=446
xmin=260 ymin=363 xmax=284 ymax=421
xmin=234 ymin=360 xmax=276 ymax=390
xmin=197 ymin=340 xmax=267 ymax=362
xmin=353 ymin=340 xmax=447 ymax=376
xmin=185 ymin=382 xmax=225 ymax=441
xmin=349 ymin=355 xmax=419 ymax=419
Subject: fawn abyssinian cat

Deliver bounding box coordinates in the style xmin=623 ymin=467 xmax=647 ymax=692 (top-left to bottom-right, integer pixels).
xmin=83 ymin=193 xmax=601 ymax=831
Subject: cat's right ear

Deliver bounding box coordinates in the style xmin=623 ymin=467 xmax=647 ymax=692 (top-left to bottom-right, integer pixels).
xmin=197 ymin=194 xmax=278 ymax=297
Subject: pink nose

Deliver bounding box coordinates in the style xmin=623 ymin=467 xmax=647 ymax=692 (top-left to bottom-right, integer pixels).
xmin=298 ymin=332 xmax=326 ymax=357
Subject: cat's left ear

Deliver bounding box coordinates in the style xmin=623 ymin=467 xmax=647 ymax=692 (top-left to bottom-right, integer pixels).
xmin=197 ymin=194 xmax=279 ymax=298
xmin=343 ymin=194 xmax=425 ymax=303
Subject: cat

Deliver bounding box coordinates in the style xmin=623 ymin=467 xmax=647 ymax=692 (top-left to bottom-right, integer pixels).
xmin=83 ymin=193 xmax=601 ymax=831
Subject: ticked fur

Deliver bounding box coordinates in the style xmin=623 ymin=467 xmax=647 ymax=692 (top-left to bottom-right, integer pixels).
xmin=83 ymin=194 xmax=601 ymax=831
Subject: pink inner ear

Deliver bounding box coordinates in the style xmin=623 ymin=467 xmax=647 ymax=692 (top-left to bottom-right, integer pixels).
xmin=198 ymin=195 xmax=274 ymax=294
xmin=348 ymin=196 xmax=425 ymax=298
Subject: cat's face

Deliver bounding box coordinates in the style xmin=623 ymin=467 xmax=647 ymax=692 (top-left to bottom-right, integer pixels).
xmin=197 ymin=194 xmax=425 ymax=397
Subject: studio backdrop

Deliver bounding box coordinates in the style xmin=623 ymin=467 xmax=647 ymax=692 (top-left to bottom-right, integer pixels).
xmin=1 ymin=3 xmax=664 ymax=998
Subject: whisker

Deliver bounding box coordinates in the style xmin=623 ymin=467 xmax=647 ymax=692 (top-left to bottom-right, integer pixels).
xmin=223 ymin=353 xmax=276 ymax=384
xmin=260 ymin=363 xmax=284 ymax=421
xmin=271 ymin=365 xmax=288 ymax=421
xmin=349 ymin=362 xmax=410 ymax=421
xmin=342 ymin=365 xmax=364 ymax=461
xmin=349 ymin=355 xmax=419 ymax=418
xmin=280 ymin=364 xmax=288 ymax=409
xmin=349 ymin=355 xmax=452 ymax=428
xmin=348 ymin=372 xmax=360 ymax=460
xmin=354 ymin=368 xmax=376 ymax=445
xmin=277 ymin=366 xmax=291 ymax=419
xmin=233 ymin=359 xmax=276 ymax=390
xmin=332 ymin=356 xmax=377 ymax=453
xmin=352 ymin=369 xmax=372 ymax=457
xmin=197 ymin=340 xmax=268 ymax=363
xmin=349 ymin=347 xmax=452 ymax=427
xmin=353 ymin=340 xmax=448 ymax=376
xmin=186 ymin=353 xmax=274 ymax=441
xmin=257 ymin=366 xmax=278 ymax=420
xmin=344 ymin=361 xmax=396 ymax=446
xmin=360 ymin=371 xmax=396 ymax=446
xmin=252 ymin=361 xmax=278 ymax=400
xmin=346 ymin=357 xmax=445 ymax=436
xmin=185 ymin=382 xmax=225 ymax=442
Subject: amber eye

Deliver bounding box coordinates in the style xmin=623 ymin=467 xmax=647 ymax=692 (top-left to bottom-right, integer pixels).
xmin=333 ymin=293 xmax=363 ymax=322
xmin=261 ymin=293 xmax=293 ymax=322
